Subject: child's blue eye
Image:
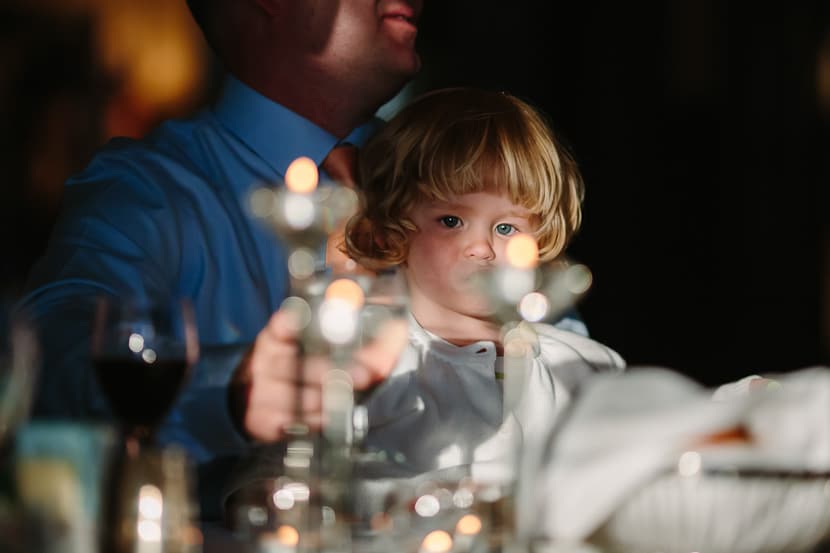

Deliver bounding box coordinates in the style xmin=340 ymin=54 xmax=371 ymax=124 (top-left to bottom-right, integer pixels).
xmin=440 ymin=216 xmax=461 ymax=228
xmin=495 ymin=223 xmax=516 ymax=236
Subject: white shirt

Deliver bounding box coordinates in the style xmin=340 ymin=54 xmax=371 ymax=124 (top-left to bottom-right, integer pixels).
xmin=362 ymin=315 xmax=626 ymax=479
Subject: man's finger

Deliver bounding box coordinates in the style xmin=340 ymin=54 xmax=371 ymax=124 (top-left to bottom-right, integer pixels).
xmin=263 ymin=308 xmax=303 ymax=342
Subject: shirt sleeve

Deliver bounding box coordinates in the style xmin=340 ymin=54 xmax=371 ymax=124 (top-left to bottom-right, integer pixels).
xmin=550 ymin=307 xmax=590 ymax=337
xmin=21 ymin=147 xmax=249 ymax=463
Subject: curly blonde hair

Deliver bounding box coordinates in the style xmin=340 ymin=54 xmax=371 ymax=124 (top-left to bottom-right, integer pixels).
xmin=344 ymin=87 xmax=584 ymax=271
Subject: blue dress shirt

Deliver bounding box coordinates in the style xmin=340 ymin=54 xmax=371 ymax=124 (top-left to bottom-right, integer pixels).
xmin=22 ymin=76 xmax=382 ymax=463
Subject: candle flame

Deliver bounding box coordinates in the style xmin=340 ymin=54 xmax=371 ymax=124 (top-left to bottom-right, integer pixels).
xmin=505 ymin=234 xmax=539 ymax=269
xmin=325 ymin=278 xmax=365 ymax=309
xmin=276 ymin=524 xmax=300 ymax=546
xmin=285 ymin=156 xmax=318 ymax=193
xmin=420 ymin=530 xmax=453 ymax=553
xmin=456 ymin=513 xmax=482 ymax=535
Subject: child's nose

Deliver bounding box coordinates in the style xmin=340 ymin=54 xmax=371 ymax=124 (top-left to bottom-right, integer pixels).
xmin=464 ymin=236 xmax=496 ymax=261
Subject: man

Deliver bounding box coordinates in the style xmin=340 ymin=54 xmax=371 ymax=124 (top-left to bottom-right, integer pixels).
xmin=22 ymin=0 xmax=422 ymax=466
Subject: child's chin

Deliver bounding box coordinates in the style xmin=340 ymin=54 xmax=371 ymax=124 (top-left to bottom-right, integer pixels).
xmin=460 ymin=298 xmax=499 ymax=318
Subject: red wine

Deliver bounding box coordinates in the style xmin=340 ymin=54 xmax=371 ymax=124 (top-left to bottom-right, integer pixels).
xmin=94 ymin=356 xmax=189 ymax=433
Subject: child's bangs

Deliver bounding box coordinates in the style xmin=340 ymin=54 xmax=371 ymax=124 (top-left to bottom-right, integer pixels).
xmin=416 ymin=116 xmax=555 ymax=214
xmin=416 ymin=135 xmax=502 ymax=201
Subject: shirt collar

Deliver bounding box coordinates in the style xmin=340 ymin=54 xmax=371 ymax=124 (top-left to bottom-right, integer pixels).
xmin=408 ymin=313 xmax=498 ymax=372
xmin=212 ymin=75 xmax=382 ymax=176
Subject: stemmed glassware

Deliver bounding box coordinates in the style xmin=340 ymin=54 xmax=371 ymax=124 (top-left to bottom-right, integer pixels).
xmin=91 ymin=296 xmax=198 ymax=448
xmin=246 ymin=157 xmax=420 ymax=549
xmin=245 ymin=157 xmax=365 ymax=551
xmin=91 ymin=295 xmax=201 ymax=553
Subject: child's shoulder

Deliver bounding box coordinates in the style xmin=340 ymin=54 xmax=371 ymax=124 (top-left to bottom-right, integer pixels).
xmin=531 ymin=322 xmax=626 ymax=373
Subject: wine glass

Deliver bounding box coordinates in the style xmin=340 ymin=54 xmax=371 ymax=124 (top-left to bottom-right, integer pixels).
xmin=91 ymin=296 xmax=200 ymax=553
xmin=90 ymin=295 xmax=198 ymax=448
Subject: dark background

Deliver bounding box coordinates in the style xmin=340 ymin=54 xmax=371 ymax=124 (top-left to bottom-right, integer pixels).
xmin=417 ymin=1 xmax=830 ymax=386
xmin=2 ymin=1 xmax=828 ymax=387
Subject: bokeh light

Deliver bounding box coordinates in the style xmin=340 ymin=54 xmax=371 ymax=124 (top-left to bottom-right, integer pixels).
xmin=261 ymin=525 xmax=298 ymax=547
xmin=518 ymin=291 xmax=549 ymax=322
xmin=678 ymin=450 xmax=702 ymax=477
xmin=273 ymin=488 xmax=295 ymax=510
xmin=283 ymin=193 xmax=315 ymax=230
xmin=283 ymin=482 xmax=310 ymax=503
xmin=414 ymin=493 xmax=441 ymax=517
xmin=246 ymin=506 xmax=268 ymax=526
xmin=280 ymin=296 xmax=312 ymax=331
xmin=325 ymin=278 xmax=365 ymax=310
xmin=128 ymin=332 xmax=144 ymax=353
xmin=141 ymin=348 xmax=157 ymax=364
xmin=249 ymin=188 xmax=276 ymax=219
xmin=505 ymin=234 xmax=539 ymax=269
xmin=137 ymin=483 xmax=163 ymax=542
xmin=565 ymin=264 xmax=593 ymax=295
xmin=138 ymin=484 xmax=163 ymax=519
xmin=319 ymin=302 xmax=357 ymax=344
xmin=287 ymin=248 xmax=317 ymax=280
xmin=285 ymin=156 xmax=318 ymax=194
xmin=456 ymin=513 xmax=482 ymax=536
xmin=137 ymin=520 xmax=162 ymax=542
xmin=452 ymin=487 xmax=475 ymax=509
xmin=419 ymin=530 xmax=453 ymax=553
xmin=494 ymin=267 xmax=537 ymax=304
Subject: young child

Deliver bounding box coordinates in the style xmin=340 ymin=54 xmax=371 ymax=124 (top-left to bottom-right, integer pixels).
xmin=343 ymin=87 xmax=626 ymax=477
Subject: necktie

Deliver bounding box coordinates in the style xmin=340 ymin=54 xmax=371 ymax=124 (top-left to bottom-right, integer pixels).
xmin=321 ymin=143 xmax=358 ymax=189
xmin=321 ymin=144 xmax=369 ymax=275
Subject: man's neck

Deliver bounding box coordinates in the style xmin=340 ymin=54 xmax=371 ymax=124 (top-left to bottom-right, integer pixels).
xmin=233 ymin=66 xmax=388 ymax=139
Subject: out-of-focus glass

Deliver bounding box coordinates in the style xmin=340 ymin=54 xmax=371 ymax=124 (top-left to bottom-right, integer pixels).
xmin=91 ymin=296 xmax=200 ymax=553
xmin=13 ymin=422 xmax=115 ymax=553
xmin=90 ymin=296 xmax=198 ymax=446
xmin=352 ymin=267 xmax=410 ymax=439
xmin=379 ymin=465 xmax=516 ymax=553
xmin=0 ymin=299 xmax=39 ymax=452
xmin=0 ymin=298 xmax=39 ymax=551
xmin=104 ymin=445 xmax=202 ymax=553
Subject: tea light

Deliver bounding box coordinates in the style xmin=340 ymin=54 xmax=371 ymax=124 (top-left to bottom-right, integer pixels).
xmin=258 ymin=524 xmax=299 ymax=553
xmin=419 ymin=530 xmax=454 ymax=553
xmin=452 ymin=513 xmax=483 ymax=553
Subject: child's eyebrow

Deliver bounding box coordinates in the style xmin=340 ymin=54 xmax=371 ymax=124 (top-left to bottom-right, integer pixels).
xmin=503 ymin=208 xmax=533 ymax=218
xmin=422 ymin=199 xmax=463 ymax=210
xmin=422 ymin=201 xmax=532 ymax=219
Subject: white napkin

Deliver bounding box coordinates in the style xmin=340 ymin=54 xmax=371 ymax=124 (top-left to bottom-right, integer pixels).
xmin=516 ymin=365 xmax=830 ymax=542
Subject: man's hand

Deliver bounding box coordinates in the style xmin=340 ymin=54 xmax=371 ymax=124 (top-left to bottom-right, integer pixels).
xmin=229 ymin=308 xmax=408 ymax=442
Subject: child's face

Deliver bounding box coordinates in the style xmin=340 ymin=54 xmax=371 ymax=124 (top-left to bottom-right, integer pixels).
xmin=404 ymin=190 xmax=537 ymax=319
